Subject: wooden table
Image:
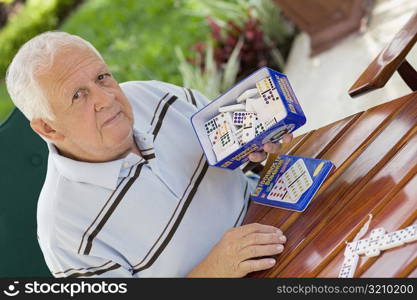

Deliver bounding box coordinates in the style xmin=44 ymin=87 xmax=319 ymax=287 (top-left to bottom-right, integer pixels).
xmin=243 ymin=92 xmax=417 ymax=277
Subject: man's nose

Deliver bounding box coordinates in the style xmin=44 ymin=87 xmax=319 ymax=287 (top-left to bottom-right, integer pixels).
xmin=93 ymin=86 xmax=115 ymax=112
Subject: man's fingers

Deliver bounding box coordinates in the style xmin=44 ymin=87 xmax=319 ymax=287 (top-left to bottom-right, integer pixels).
xmin=263 ymin=142 xmax=281 ymax=153
xmin=238 ymin=258 xmax=276 ymax=275
xmin=248 ymin=134 xmax=294 ymax=160
xmin=282 ymin=133 xmax=293 ymax=144
xmin=263 ymin=133 xmax=293 ymax=153
xmin=240 ymin=244 xmax=284 ymax=261
xmin=248 ymin=151 xmax=267 ymax=162
xmin=237 ymin=223 xmax=280 ymax=237
xmin=241 ymin=232 xmax=286 ymax=248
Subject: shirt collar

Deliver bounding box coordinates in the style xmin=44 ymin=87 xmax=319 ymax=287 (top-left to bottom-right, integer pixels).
xmin=48 ymin=129 xmax=154 ymax=190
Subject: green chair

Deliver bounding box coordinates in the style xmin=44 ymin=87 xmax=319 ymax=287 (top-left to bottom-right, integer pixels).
xmin=0 ymin=108 xmax=51 ymax=277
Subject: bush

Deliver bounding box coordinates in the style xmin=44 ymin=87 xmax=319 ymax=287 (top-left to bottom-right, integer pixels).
xmin=60 ymin=0 xmax=209 ymax=85
xmin=0 ymin=0 xmax=78 ymax=77
xmin=0 ymin=81 xmax=13 ymax=121
xmin=0 ymin=0 xmax=80 ymax=122
xmin=0 ymin=0 xmax=209 ymax=122
xmin=176 ymin=0 xmax=295 ymax=98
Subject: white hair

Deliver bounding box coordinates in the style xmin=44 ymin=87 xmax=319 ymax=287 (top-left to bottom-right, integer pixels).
xmin=5 ymin=31 xmax=103 ymax=121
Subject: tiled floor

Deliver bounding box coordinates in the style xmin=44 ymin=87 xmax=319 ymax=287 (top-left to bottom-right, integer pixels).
xmin=284 ymin=0 xmax=417 ymax=137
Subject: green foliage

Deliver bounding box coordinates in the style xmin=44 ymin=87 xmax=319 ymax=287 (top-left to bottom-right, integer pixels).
xmin=186 ymin=0 xmax=250 ymax=28
xmin=0 ymin=0 xmax=76 ymax=77
xmin=187 ymin=0 xmax=293 ymax=44
xmin=0 ymin=0 xmax=292 ymax=122
xmin=176 ymin=0 xmax=294 ymax=96
xmin=0 ymin=0 xmax=78 ymax=122
xmin=60 ymin=0 xmax=209 ymax=85
xmin=176 ymin=38 xmax=242 ymax=99
xmin=0 ymin=81 xmax=13 ymax=121
xmin=0 ymin=0 xmax=209 ymax=122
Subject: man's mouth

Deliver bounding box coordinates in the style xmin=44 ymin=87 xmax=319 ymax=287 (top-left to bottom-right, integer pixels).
xmin=103 ymin=111 xmax=121 ymax=127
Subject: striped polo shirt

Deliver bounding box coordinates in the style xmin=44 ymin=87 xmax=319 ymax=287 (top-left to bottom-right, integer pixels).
xmin=36 ymin=80 xmax=258 ymax=278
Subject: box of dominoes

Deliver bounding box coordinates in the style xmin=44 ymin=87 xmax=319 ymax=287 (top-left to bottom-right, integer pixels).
xmin=191 ymin=67 xmax=306 ymax=170
xmin=251 ymin=155 xmax=334 ymax=211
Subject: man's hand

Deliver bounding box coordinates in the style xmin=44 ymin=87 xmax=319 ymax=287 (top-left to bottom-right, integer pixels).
xmin=187 ymin=223 xmax=287 ymax=278
xmin=248 ymin=133 xmax=293 ymax=163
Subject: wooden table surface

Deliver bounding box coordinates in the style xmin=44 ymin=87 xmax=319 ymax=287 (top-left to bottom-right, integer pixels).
xmin=243 ymin=92 xmax=417 ymax=277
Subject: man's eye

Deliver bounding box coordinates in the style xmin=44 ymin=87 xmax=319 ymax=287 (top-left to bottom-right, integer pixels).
xmin=73 ymin=91 xmax=82 ymax=100
xmin=98 ymin=73 xmax=111 ymax=81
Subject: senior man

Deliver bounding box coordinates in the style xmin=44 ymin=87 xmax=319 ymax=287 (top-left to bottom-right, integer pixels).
xmin=6 ymin=31 xmax=290 ymax=278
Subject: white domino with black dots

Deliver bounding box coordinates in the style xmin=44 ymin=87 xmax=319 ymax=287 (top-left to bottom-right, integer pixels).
xmin=267 ymin=178 xmax=294 ymax=203
xmin=219 ymin=103 xmax=246 ymax=113
xmin=256 ymin=77 xmax=280 ymax=104
xmin=339 ymin=254 xmax=359 ymax=278
xmin=260 ymin=89 xmax=280 ymax=105
xmin=236 ymin=88 xmax=259 ymax=103
xmin=282 ymin=159 xmax=313 ymax=203
xmin=256 ymin=77 xmax=274 ymax=94
xmin=204 ymin=118 xmax=218 ymax=135
xmin=204 ymin=76 xmax=289 ymax=162
xmin=255 ymin=122 xmax=266 ymax=136
xmin=232 ymin=112 xmax=257 ymax=126
xmin=340 ymin=224 xmax=417 ymax=277
xmin=266 ymin=159 xmax=313 ymax=204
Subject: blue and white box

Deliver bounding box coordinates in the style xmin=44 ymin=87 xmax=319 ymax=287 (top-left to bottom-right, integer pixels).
xmin=251 ymin=155 xmax=334 ymax=211
xmin=191 ymin=67 xmax=307 ymax=170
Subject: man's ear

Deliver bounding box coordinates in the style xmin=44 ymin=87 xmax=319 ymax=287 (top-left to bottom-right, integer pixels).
xmin=30 ymin=118 xmax=65 ymax=142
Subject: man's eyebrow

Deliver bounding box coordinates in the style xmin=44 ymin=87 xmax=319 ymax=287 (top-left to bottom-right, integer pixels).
xmin=64 ymin=64 xmax=109 ymax=99
xmin=97 ymin=66 xmax=109 ymax=74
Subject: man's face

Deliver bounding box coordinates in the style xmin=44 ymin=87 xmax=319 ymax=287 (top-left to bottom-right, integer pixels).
xmin=36 ymin=45 xmax=135 ymax=162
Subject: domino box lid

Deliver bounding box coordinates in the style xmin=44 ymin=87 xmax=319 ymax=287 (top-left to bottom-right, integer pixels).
xmin=190 ymin=66 xmax=306 ymax=169
xmin=251 ymin=155 xmax=335 ymax=212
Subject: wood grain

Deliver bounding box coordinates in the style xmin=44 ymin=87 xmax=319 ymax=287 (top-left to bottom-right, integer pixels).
xmin=282 ymin=132 xmax=417 ymax=277
xmin=243 ymin=114 xmax=361 ymax=251
xmin=244 ymin=92 xmax=417 ymax=278
xmin=318 ymin=175 xmax=417 ymax=277
xmin=407 ymin=265 xmax=417 ymax=278
xmin=349 ymin=12 xmax=417 ymax=97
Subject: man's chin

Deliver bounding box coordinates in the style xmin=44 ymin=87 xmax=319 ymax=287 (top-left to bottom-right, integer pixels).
xmin=108 ymin=129 xmax=135 ymax=153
